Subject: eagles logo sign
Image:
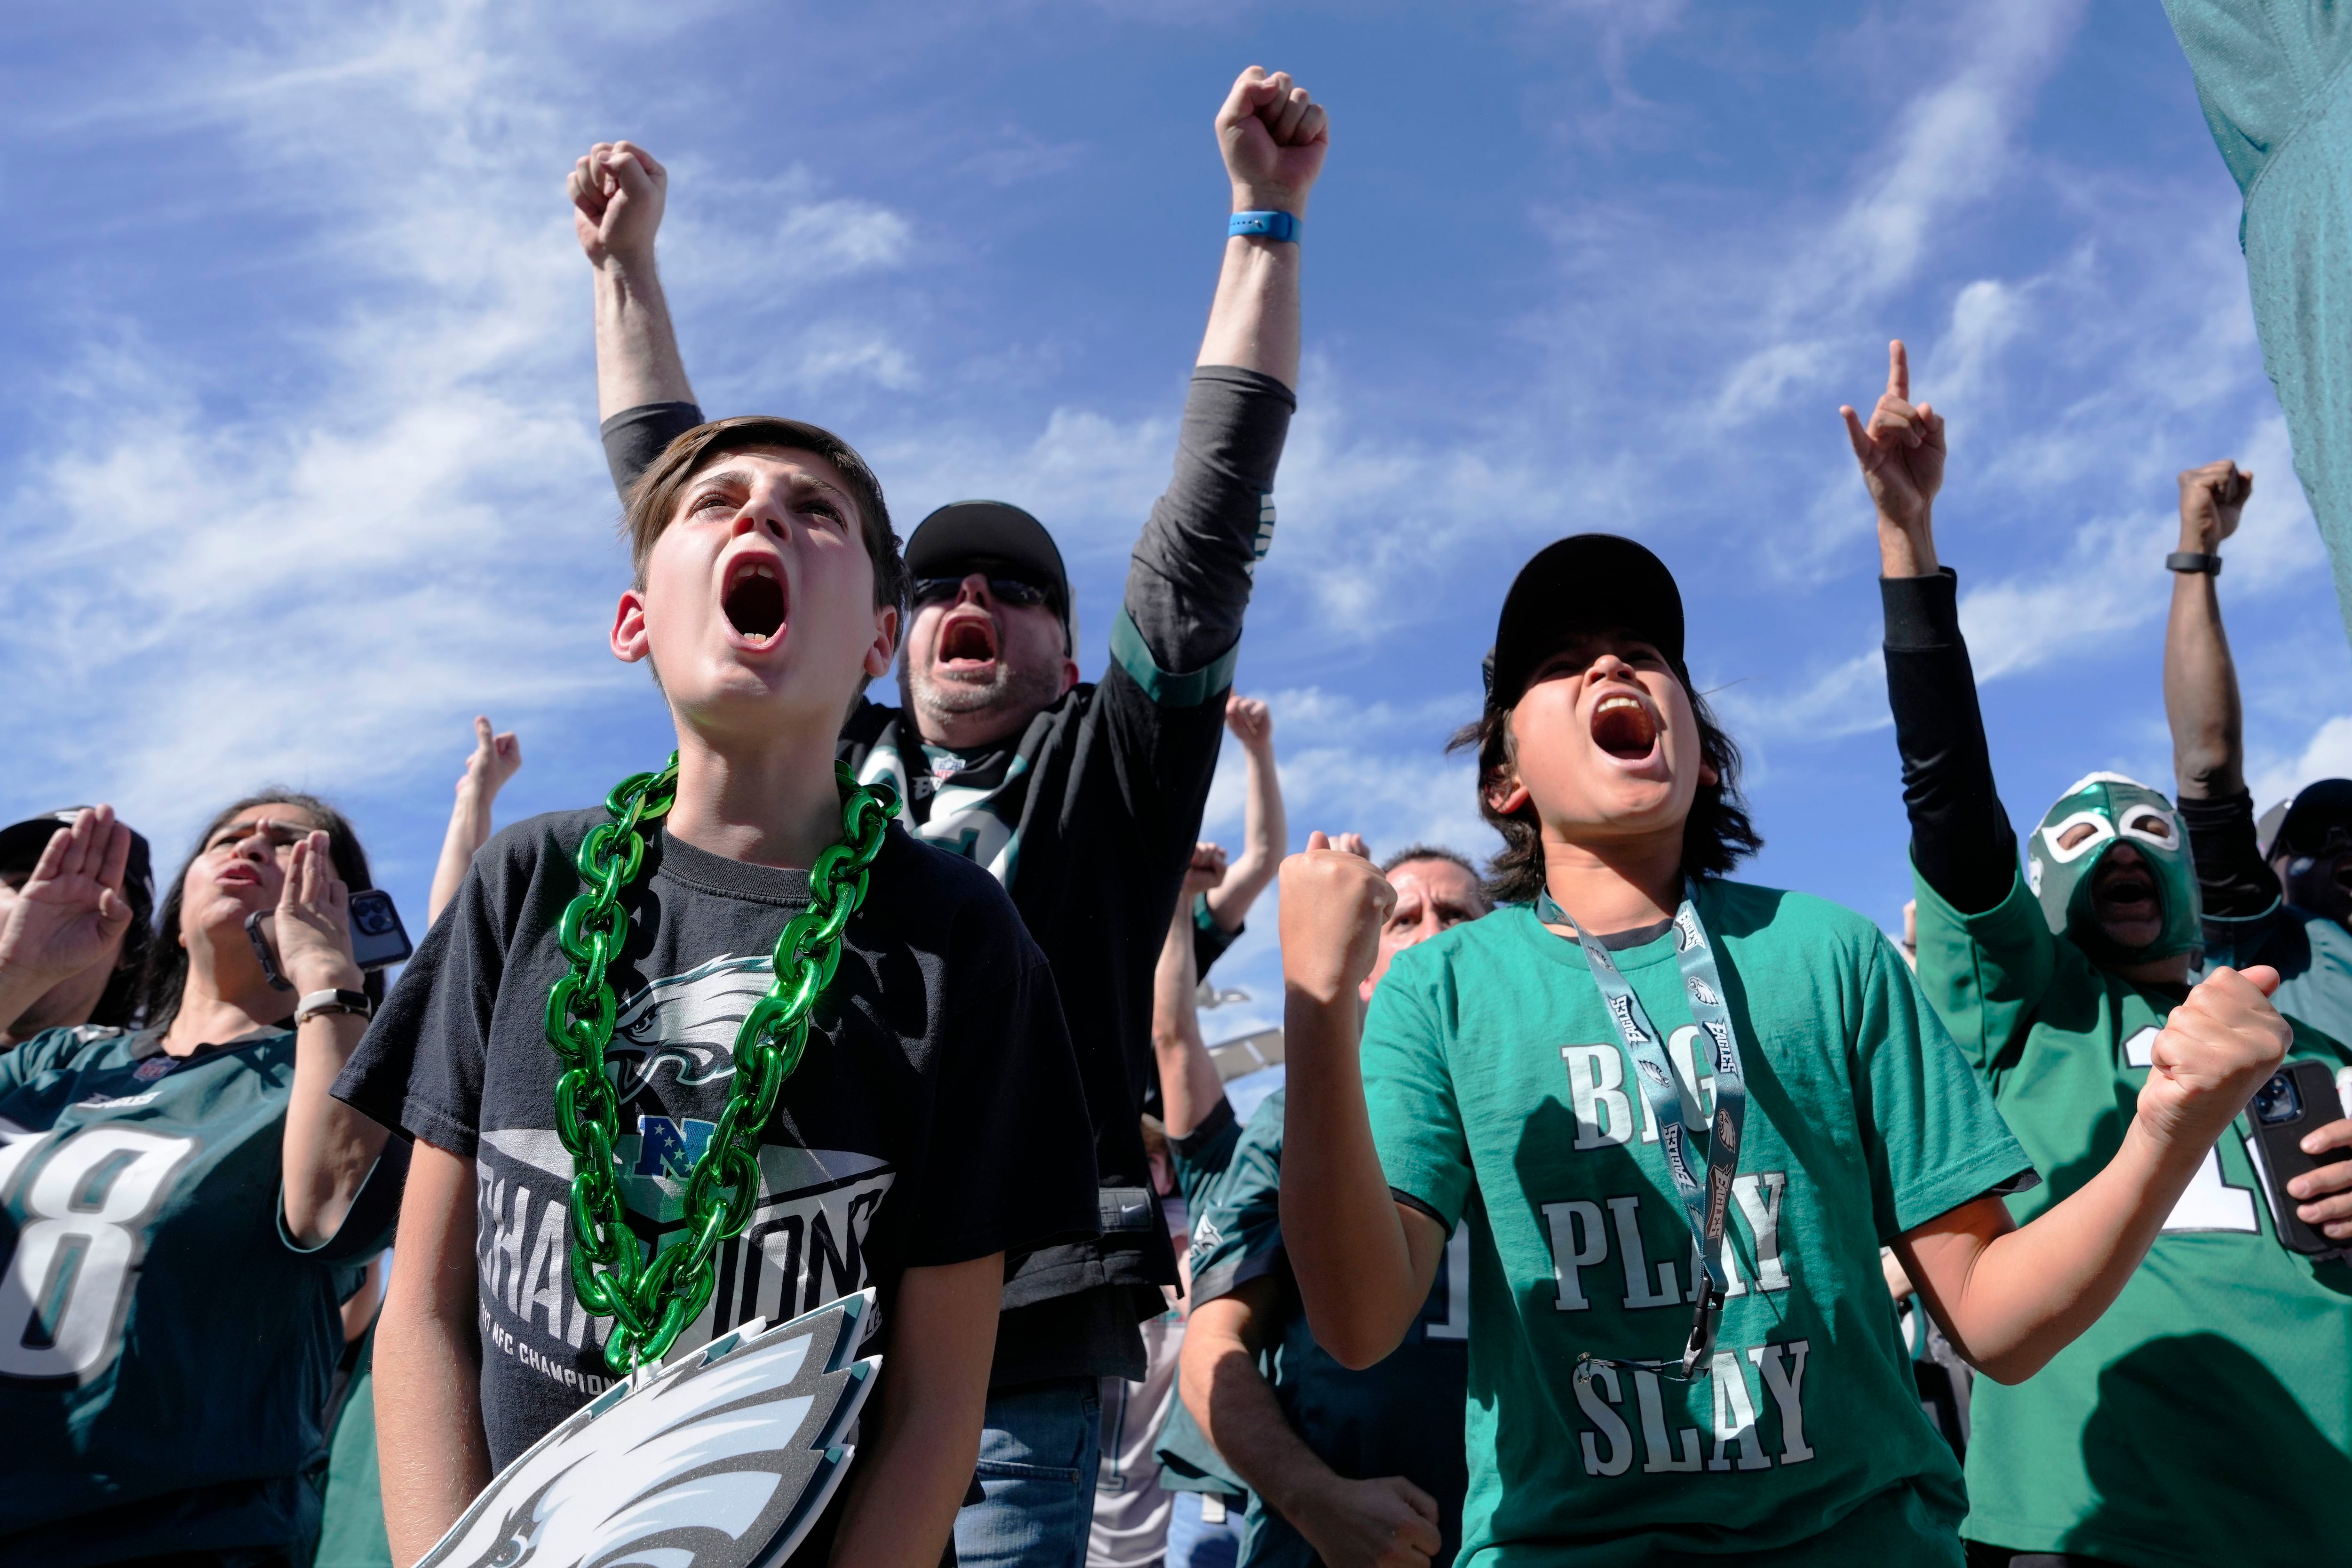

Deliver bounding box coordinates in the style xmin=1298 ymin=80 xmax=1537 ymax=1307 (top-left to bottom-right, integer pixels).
xmin=418 ymin=1289 xmax=881 ymax=1568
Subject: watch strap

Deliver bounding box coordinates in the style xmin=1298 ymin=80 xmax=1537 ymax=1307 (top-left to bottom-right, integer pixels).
xmin=294 ymin=988 xmax=373 ymax=1025
xmin=2165 ymin=550 xmax=2223 ymax=576
xmin=1229 ymin=209 xmax=1301 ymax=243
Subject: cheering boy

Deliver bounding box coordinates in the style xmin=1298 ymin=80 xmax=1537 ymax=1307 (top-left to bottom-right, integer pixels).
xmin=337 ymin=417 xmax=1101 ymax=1567
xmin=1272 ymin=531 xmax=2295 ymax=1563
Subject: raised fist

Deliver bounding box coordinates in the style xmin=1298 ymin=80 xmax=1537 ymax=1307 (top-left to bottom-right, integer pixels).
xmin=570 ymin=141 xmax=668 ymax=270
xmin=1279 ymin=831 xmax=1393 ymax=1007
xmin=1225 ymin=694 xmax=1274 ymax=753
xmin=2177 ymin=461 xmax=2252 ymax=555
xmin=0 ymin=806 xmax=135 ymax=991
xmin=461 ymin=715 xmax=524 ymax=799
xmin=1218 ymin=67 xmax=1329 ymax=217
xmin=2136 ymin=965 xmax=2290 ymax=1156
xmin=1840 ymin=340 xmax=1945 ymax=535
xmin=1184 ymin=842 xmax=1230 ymax=898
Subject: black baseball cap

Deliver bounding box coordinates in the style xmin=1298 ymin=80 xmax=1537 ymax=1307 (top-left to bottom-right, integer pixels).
xmin=0 ymin=808 xmax=154 ymax=911
xmin=1485 ymin=534 xmax=1685 ymax=710
xmin=2269 ymin=779 xmax=2352 ymax=859
xmin=905 ymin=500 xmax=1075 ymax=653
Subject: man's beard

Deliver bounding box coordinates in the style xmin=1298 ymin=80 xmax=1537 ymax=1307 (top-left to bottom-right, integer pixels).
xmin=902 ymin=655 xmax=1066 ymax=732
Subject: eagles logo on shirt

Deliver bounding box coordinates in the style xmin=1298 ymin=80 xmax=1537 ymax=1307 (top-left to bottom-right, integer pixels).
xmin=420 ymin=1290 xmax=880 ymax=1568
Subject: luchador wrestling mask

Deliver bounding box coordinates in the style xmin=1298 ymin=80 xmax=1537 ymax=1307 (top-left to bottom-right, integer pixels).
xmin=2025 ymin=772 xmax=2201 ymax=966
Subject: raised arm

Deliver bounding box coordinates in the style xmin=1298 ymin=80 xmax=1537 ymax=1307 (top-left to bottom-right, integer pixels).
xmin=2164 ymin=462 xmax=2282 ymax=929
xmin=1117 ymin=70 xmax=1321 ymax=689
xmin=1156 ymin=845 xmax=1230 ymax=1139
xmin=275 ymin=831 xmax=392 ymax=1249
xmin=1275 ymin=835 xmax=1447 ymax=1369
xmin=572 ymin=141 xmax=694 ymax=419
xmin=1204 ymin=697 xmax=1287 ymax=934
xmin=426 ymin=717 xmax=522 ymax=926
xmin=1845 ymin=340 xmax=2016 ymax=915
xmin=1197 ymin=67 xmax=1323 ymax=389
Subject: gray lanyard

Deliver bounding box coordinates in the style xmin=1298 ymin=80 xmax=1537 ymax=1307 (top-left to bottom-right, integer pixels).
xmin=1540 ymin=882 xmax=1749 ymax=1380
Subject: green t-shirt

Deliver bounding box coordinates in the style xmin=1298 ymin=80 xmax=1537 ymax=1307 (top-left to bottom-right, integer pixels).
xmin=1157 ymin=1097 xmax=1253 ymax=1499
xmin=1914 ymin=868 xmax=2352 ymax=1567
xmin=1363 ymin=882 xmax=2033 ymax=1568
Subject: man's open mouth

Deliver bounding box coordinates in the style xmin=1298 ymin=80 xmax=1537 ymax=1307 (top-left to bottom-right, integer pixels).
xmin=723 ymin=557 xmax=787 ymax=644
xmin=2100 ymin=871 xmax=2157 ymax=911
xmin=938 ymin=613 xmax=999 ymax=669
xmin=1591 ymin=692 xmax=1660 ymax=761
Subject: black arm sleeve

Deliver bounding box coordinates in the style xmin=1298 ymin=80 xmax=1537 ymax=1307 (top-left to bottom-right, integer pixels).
xmin=1883 ymin=569 xmax=2018 ymax=916
xmin=1120 ymin=367 xmax=1295 ymax=678
xmin=601 ymin=401 xmax=707 ymax=495
xmin=2180 ymin=788 xmax=2281 ymax=923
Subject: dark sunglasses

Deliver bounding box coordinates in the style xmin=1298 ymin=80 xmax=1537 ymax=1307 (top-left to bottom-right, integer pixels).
xmin=910 ymin=574 xmax=1056 ymax=610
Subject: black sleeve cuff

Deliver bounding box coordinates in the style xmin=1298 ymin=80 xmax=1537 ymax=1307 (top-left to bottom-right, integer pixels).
xmin=1171 ymin=1095 xmax=1236 ymax=1159
xmin=600 ymin=401 xmax=706 ymax=497
xmin=1881 ymin=566 xmax=1962 ymax=649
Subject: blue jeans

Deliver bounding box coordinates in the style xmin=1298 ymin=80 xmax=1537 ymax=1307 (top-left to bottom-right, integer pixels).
xmin=957 ymin=1378 xmax=1103 ymax=1568
xmin=1163 ymin=1489 xmax=1244 ymax=1568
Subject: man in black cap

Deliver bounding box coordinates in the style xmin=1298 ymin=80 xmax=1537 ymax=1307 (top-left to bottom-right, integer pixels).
xmin=568 ymin=65 xmax=1327 ymax=1566
xmin=0 ymin=804 xmax=153 ymax=1048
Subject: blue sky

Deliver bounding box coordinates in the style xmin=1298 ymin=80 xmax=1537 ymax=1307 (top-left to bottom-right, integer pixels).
xmin=6 ymin=0 xmax=2346 ymax=1039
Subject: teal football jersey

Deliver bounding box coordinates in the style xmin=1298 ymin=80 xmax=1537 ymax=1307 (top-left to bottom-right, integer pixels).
xmin=0 ymin=1024 xmax=399 ymax=1566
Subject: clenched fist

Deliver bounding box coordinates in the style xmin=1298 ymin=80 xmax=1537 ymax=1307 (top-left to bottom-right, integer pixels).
xmin=1218 ymin=67 xmax=1329 ymax=218
xmin=2136 ymin=964 xmax=2291 ymax=1156
xmin=570 ymin=140 xmax=668 ymax=270
xmin=2177 ymin=460 xmax=2252 ymax=555
xmin=1184 ymin=842 xmax=1230 ymax=898
xmin=1225 ymin=694 xmax=1274 ymax=754
xmin=1279 ymin=831 xmax=1391 ymax=1007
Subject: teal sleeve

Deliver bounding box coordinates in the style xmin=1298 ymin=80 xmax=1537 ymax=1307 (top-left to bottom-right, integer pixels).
xmin=1909 ymin=860 xmax=2058 ymax=1079
xmin=1855 ymin=930 xmax=2039 ymax=1242
xmin=1360 ymin=960 xmax=1473 ymax=1231
xmin=1169 ymin=1096 xmax=1243 ymax=1215
xmin=1189 ymin=1099 xmax=1287 ymax=1307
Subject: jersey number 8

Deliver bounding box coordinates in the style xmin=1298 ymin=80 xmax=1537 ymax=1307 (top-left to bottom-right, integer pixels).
xmin=0 ymin=1127 xmax=199 ymax=1383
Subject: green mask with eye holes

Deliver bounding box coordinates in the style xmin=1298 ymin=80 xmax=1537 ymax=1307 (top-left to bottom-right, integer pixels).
xmin=2026 ymin=772 xmax=2202 ymax=969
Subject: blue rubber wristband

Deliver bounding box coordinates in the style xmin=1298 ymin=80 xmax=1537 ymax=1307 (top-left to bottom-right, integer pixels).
xmin=1229 ymin=210 xmax=1300 ymax=243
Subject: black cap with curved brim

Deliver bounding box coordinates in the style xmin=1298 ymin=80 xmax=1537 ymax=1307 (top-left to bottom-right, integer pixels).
xmin=1485 ymin=534 xmax=1685 ymax=711
xmin=0 ymin=808 xmax=154 ymax=910
xmin=2271 ymin=778 xmax=2352 ymax=859
xmin=905 ymin=500 xmax=1076 ymax=655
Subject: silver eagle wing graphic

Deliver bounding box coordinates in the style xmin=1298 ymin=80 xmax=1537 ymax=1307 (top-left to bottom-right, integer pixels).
xmin=606 ymin=955 xmax=776 ymax=1097
xmin=418 ymin=1289 xmax=881 ymax=1568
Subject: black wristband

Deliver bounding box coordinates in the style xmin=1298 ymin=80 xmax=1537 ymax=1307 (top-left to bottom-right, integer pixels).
xmin=2166 ymin=550 xmax=2223 ymax=575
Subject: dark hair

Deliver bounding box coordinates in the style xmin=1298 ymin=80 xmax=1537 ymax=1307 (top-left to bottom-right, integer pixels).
xmin=135 ymin=790 xmax=380 ymax=1033
xmin=622 ymin=415 xmax=905 ymax=615
xmin=1377 ymin=844 xmax=1492 ymax=909
xmin=1447 ymin=668 xmax=1762 ymax=906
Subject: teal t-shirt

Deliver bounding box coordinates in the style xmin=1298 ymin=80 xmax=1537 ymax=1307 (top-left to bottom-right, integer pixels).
xmin=1362 ymin=882 xmax=2034 ymax=1567
xmin=1915 ymin=868 xmax=2352 ymax=1567
xmin=1157 ymin=1097 xmax=1253 ymax=1498
xmin=1189 ymin=1088 xmax=1471 ymax=1568
xmin=0 ymin=1024 xmax=399 ymax=1566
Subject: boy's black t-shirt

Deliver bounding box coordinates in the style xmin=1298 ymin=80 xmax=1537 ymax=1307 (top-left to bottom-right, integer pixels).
xmin=334 ymin=808 xmax=1100 ymax=1471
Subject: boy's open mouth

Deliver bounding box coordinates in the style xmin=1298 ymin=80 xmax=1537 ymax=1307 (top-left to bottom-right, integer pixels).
xmin=937 ymin=611 xmax=1000 ymax=671
xmin=723 ymin=556 xmax=787 ymax=645
xmin=1591 ymin=692 xmax=1660 ymax=761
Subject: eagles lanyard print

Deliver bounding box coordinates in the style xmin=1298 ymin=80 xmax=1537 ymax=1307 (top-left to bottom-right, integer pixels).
xmin=1540 ymin=882 xmax=1750 ymax=1383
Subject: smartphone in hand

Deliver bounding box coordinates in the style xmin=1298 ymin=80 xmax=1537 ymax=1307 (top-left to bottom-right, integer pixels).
xmin=2250 ymin=1061 xmax=2352 ymax=1256
xmin=242 ymin=889 xmax=413 ymax=993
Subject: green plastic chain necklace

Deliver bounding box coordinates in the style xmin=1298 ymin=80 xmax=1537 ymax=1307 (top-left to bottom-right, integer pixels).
xmin=542 ymin=752 xmax=898 ymax=1373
